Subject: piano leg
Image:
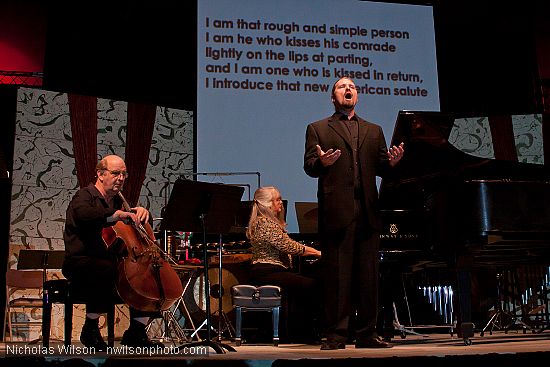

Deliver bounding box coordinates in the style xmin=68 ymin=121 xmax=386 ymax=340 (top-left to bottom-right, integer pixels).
xmin=456 ymin=266 xmax=474 ymax=345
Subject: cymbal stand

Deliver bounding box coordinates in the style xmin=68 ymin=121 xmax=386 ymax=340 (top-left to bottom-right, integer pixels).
xmin=480 ymin=272 xmax=514 ymax=336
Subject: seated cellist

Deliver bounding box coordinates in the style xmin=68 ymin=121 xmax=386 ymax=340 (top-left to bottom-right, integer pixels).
xmin=62 ymin=154 xmax=162 ymax=350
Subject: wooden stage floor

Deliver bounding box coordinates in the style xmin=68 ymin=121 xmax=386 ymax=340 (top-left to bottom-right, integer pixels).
xmin=2 ymin=331 xmax=550 ymax=367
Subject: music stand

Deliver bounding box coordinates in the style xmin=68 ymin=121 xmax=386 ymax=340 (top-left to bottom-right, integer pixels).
xmin=17 ymin=250 xmax=65 ymax=283
xmin=160 ymin=178 xmax=244 ymax=354
xmin=16 ymin=250 xmax=65 ymax=344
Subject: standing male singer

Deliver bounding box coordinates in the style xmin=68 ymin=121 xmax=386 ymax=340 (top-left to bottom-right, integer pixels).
xmin=304 ymin=77 xmax=404 ymax=350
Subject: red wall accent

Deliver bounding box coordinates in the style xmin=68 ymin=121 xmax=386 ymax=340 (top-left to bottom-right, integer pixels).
xmin=0 ymin=2 xmax=47 ymax=72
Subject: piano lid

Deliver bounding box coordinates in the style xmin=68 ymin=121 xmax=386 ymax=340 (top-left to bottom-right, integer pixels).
xmin=383 ymin=110 xmax=550 ymax=186
xmin=378 ymin=111 xmax=550 ymax=269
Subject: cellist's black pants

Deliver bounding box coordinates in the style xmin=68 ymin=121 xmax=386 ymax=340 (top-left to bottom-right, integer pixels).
xmin=62 ymin=256 xmax=157 ymax=318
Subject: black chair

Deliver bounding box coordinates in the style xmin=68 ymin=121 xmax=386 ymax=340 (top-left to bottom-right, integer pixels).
xmin=231 ymin=285 xmax=281 ymax=346
xmin=42 ymin=279 xmax=118 ymax=348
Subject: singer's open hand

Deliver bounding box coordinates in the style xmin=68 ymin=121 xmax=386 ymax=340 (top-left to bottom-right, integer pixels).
xmin=316 ymin=144 xmax=341 ymax=167
xmin=387 ymin=142 xmax=404 ymax=167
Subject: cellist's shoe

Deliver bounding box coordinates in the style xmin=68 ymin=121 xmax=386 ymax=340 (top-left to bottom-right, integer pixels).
xmin=121 ymin=320 xmax=164 ymax=348
xmin=80 ymin=318 xmax=108 ymax=352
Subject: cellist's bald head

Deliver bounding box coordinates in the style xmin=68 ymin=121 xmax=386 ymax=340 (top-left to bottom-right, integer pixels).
xmin=96 ymin=155 xmax=125 ymax=171
xmin=95 ymin=155 xmax=128 ymax=199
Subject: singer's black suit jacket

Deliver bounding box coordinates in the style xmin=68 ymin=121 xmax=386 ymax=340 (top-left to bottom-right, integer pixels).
xmin=304 ymin=112 xmax=393 ymax=233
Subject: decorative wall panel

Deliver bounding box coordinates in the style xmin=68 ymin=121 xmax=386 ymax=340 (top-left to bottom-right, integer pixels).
xmin=8 ymin=87 xmax=193 ymax=341
xmin=450 ymin=114 xmax=544 ymax=164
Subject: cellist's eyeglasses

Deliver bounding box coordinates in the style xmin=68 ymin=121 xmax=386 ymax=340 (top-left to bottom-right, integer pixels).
xmin=105 ymin=170 xmax=129 ymax=178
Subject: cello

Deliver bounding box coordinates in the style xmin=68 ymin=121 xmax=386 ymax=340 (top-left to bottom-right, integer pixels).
xmin=103 ymin=192 xmax=184 ymax=312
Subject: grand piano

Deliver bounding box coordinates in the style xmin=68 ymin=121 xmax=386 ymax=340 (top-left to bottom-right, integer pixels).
xmin=378 ymin=111 xmax=550 ymax=344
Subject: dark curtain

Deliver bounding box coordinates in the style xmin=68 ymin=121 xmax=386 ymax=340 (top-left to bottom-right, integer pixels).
xmin=68 ymin=94 xmax=98 ymax=187
xmin=488 ymin=115 xmax=518 ymax=161
xmin=124 ymin=102 xmax=156 ymax=206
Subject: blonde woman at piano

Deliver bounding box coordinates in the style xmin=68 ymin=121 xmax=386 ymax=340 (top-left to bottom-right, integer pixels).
xmin=246 ymin=186 xmax=321 ymax=344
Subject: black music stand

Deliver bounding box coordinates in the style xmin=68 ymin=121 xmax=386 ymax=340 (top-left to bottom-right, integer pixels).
xmin=16 ymin=250 xmax=65 ymax=344
xmin=160 ymin=178 xmax=244 ymax=354
xmin=17 ymin=250 xmax=65 ymax=283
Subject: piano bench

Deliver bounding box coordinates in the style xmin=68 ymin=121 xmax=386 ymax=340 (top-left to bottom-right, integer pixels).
xmin=231 ymin=285 xmax=282 ymax=346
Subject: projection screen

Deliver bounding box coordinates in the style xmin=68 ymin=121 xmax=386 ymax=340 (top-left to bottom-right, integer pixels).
xmin=197 ymin=0 xmax=440 ymax=232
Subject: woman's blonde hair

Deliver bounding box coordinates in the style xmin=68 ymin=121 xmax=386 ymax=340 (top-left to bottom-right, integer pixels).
xmin=246 ymin=186 xmax=286 ymax=239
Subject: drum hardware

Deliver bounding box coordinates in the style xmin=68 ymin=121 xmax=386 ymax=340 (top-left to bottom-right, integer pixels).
xmin=175 ymin=264 xmax=207 ymax=342
xmin=144 ymin=235 xmax=202 ymax=343
xmin=187 ymin=240 xmax=237 ymax=342
xmin=183 ymin=254 xmax=251 ymax=342
xmin=149 ymin=219 xmax=189 ymax=342
xmin=184 ymin=236 xmax=237 ymax=352
xmin=479 ymin=271 xmax=545 ymax=336
xmin=190 ymin=318 xmax=217 ymax=341
xmin=154 ymin=264 xmax=241 ymax=343
xmin=149 ymin=297 xmax=193 ymax=344
xmin=185 ymin=267 xmax=241 ymax=319
xmin=147 ymin=265 xmax=215 ymax=343
xmin=148 ymin=226 xmax=198 ymax=341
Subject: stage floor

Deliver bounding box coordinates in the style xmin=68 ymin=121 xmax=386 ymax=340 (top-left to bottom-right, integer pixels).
xmin=2 ymin=330 xmax=550 ymax=367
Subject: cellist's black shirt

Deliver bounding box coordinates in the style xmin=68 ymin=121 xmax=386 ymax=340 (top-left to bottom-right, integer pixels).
xmin=63 ymin=184 xmax=121 ymax=266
